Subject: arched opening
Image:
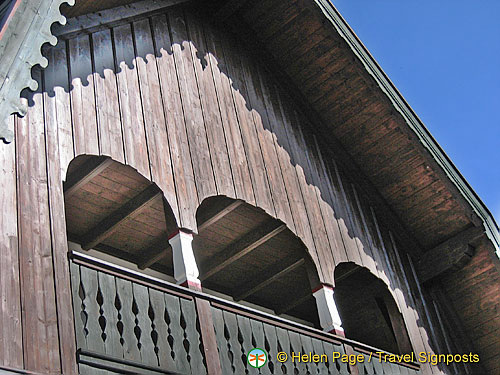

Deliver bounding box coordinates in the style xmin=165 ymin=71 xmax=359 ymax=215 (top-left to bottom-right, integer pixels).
xmin=334 ymin=263 xmax=413 ymax=354
xmin=64 ymin=155 xmax=178 ymax=276
xmin=194 ymin=196 xmax=321 ymax=327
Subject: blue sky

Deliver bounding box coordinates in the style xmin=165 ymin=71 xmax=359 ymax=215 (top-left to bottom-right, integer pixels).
xmin=332 ymin=1 xmax=500 ymax=224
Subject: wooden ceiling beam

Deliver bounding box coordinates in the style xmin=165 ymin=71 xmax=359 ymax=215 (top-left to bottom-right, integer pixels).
xmin=200 ymin=220 xmax=286 ymax=281
xmin=81 ymin=184 xmax=161 ymax=250
xmin=416 ymin=226 xmax=485 ymax=284
xmin=234 ymin=257 xmax=305 ymax=301
xmin=197 ymin=200 xmax=243 ymax=232
xmin=64 ymin=157 xmax=113 ymax=199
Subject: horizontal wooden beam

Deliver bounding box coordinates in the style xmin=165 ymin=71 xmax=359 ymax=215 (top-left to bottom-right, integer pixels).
xmin=416 ymin=226 xmax=484 ymax=283
xmin=137 ymin=235 xmax=171 ymax=270
xmin=81 ymin=184 xmax=161 ymax=250
xmin=197 ymin=200 xmax=243 ymax=232
xmin=64 ymin=157 xmax=113 ymax=199
xmin=200 ymin=221 xmax=286 ymax=281
xmin=276 ymin=289 xmax=311 ymax=316
xmin=235 ymin=257 xmax=305 ymax=301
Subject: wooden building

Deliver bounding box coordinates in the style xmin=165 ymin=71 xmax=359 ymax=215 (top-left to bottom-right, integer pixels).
xmin=0 ymin=0 xmax=499 ymax=374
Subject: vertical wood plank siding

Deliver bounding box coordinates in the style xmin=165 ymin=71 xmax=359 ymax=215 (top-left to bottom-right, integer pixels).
xmin=0 ymin=6 xmax=440 ymax=373
xmin=0 ymin=115 xmax=23 ymax=369
xmin=17 ymin=72 xmax=61 ymax=373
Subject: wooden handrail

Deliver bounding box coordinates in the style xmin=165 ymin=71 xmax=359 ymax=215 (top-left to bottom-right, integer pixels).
xmin=69 ymin=251 xmax=420 ymax=370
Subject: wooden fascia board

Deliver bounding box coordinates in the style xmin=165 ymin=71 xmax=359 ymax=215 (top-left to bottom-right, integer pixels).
xmin=0 ymin=0 xmax=75 ymax=143
xmin=312 ymin=0 xmax=500 ymax=255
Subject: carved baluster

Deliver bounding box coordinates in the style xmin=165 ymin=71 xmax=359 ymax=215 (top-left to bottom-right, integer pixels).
xmin=310 ymin=337 xmax=331 ymax=374
xmin=164 ymin=293 xmax=190 ymax=373
xmin=212 ymin=307 xmax=233 ymax=373
xmin=80 ymin=266 xmax=105 ymax=353
xmin=289 ymin=331 xmax=308 ymax=374
xmin=236 ymin=315 xmax=259 ymax=375
xmin=115 ymin=278 xmax=140 ymax=361
xmin=221 ymin=311 xmax=245 ymax=374
xmin=179 ymin=298 xmax=207 ymax=374
xmin=263 ymin=323 xmax=279 ymax=375
xmin=97 ymin=272 xmax=122 ymax=358
xmin=249 ymin=320 xmax=272 ymax=375
xmin=149 ymin=288 xmax=176 ymax=370
xmin=70 ymin=263 xmax=87 ymax=350
xmin=132 ymin=283 xmax=157 ymax=366
xmin=276 ymin=327 xmax=294 ymax=375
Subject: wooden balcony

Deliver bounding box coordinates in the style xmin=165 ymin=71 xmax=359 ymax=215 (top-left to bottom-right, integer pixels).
xmin=70 ymin=252 xmax=420 ymax=375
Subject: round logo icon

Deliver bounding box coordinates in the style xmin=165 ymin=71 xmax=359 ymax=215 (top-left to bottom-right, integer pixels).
xmin=247 ymin=348 xmax=267 ymax=369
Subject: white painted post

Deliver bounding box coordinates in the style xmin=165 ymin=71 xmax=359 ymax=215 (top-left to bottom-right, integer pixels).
xmin=169 ymin=229 xmax=201 ymax=290
xmin=313 ymin=284 xmax=345 ymax=336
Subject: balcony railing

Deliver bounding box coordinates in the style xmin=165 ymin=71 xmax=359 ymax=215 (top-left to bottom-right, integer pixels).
xmin=69 ymin=252 xmax=420 ymax=374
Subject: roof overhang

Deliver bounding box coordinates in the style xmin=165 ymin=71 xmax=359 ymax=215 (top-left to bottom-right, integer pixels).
xmin=0 ymin=0 xmax=498 ymax=257
xmin=205 ymin=0 xmax=500 ymax=256
xmin=311 ymin=0 xmax=500 ymax=254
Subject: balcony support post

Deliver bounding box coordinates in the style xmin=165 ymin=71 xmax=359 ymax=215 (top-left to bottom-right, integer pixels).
xmin=313 ymin=284 xmax=345 ymax=337
xmin=169 ymin=229 xmax=201 ymax=290
xmin=169 ymin=228 xmax=222 ymax=375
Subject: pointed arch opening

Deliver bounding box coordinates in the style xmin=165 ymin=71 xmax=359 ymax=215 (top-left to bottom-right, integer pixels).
xmin=334 ymin=263 xmax=413 ymax=354
xmin=64 ymin=155 xmax=178 ymax=277
xmin=194 ymin=195 xmax=322 ymax=327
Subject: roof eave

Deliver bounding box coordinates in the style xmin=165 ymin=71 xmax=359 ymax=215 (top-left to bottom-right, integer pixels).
xmin=312 ymin=0 xmax=500 ymax=255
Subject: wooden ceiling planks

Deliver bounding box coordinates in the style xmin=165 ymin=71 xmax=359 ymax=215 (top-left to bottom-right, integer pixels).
xmin=64 ymin=157 xmax=316 ymax=320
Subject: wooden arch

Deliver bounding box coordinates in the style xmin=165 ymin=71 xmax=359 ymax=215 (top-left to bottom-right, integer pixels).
xmin=64 ymin=154 xmax=179 ymax=275
xmin=334 ymin=262 xmax=414 ymax=355
xmin=193 ymin=195 xmax=323 ymax=325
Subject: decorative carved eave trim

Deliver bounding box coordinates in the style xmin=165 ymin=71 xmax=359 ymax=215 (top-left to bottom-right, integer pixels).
xmin=0 ymin=0 xmax=75 ymax=143
xmin=311 ymin=0 xmax=500 ymax=256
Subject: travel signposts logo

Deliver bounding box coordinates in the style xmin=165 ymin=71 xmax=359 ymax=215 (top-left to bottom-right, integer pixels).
xmin=248 ymin=348 xmax=267 ymax=369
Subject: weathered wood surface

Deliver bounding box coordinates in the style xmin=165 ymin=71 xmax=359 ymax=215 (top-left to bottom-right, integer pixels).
xmin=0 ymin=5 xmax=464 ymax=373
xmin=71 ymin=262 xmax=206 ymax=374
xmin=43 ymin=41 xmax=79 ymax=375
xmin=0 ymin=115 xmax=23 ymax=370
xmin=16 ymin=72 xmax=61 ymax=373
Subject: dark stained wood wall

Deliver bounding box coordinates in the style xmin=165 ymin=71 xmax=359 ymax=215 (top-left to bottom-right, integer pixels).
xmin=0 ymin=5 xmax=458 ymax=374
